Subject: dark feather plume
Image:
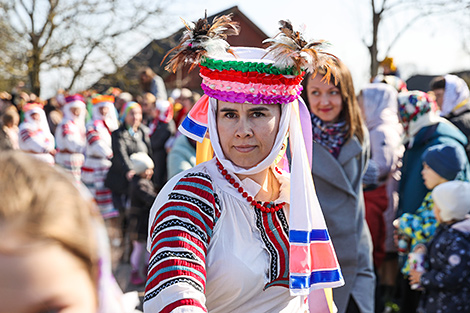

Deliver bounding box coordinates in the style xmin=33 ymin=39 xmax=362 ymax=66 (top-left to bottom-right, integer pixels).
xmin=162 ymin=12 xmax=240 ymax=73
xmin=264 ymin=20 xmax=337 ymax=83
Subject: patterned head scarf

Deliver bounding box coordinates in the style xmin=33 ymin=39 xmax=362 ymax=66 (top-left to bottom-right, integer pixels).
xmin=398 ymin=90 xmax=441 ymax=143
xmin=119 ymin=101 xmax=141 ymax=124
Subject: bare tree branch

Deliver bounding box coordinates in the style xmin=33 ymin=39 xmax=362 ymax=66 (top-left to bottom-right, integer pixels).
xmin=0 ymin=0 xmax=170 ymax=96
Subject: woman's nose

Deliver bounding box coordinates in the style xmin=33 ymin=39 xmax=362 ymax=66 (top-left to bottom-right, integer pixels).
xmin=320 ymin=94 xmax=330 ymax=105
xmin=235 ymin=118 xmax=253 ymax=137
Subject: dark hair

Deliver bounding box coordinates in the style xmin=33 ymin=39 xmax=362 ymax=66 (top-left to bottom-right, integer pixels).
xmin=430 ymin=76 xmax=446 ymax=91
xmin=301 ymin=58 xmax=365 ymax=144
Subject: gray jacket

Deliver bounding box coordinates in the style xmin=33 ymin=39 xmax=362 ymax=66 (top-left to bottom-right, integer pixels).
xmin=311 ymin=132 xmax=375 ymax=313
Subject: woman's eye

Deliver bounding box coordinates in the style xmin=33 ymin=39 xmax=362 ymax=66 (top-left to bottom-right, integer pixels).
xmin=224 ymin=112 xmax=237 ymax=118
xmin=330 ymin=90 xmax=339 ymax=95
xmin=251 ymin=112 xmax=265 ymax=118
xmin=311 ymin=91 xmax=319 ymax=96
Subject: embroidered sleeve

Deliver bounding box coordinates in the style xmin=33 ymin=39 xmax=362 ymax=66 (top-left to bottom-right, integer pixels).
xmin=20 ymin=128 xmax=50 ymax=153
xmin=86 ymin=128 xmax=112 ymax=158
xmin=61 ymin=122 xmax=85 ymax=152
xmin=144 ymin=172 xmax=220 ymax=313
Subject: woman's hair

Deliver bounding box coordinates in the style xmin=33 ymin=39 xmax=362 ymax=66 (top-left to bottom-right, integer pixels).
xmin=301 ymin=58 xmax=365 ymax=143
xmin=430 ymin=76 xmax=446 ymax=91
xmin=0 ymin=151 xmax=98 ymax=288
xmin=140 ymin=66 xmax=156 ymax=78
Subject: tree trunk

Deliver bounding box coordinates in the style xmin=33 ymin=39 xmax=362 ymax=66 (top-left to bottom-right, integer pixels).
xmin=369 ymin=5 xmax=381 ymax=78
xmin=29 ymin=49 xmax=41 ymax=96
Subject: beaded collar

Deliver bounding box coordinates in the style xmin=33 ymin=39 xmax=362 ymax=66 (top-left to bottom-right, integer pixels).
xmin=216 ymin=159 xmax=285 ymax=213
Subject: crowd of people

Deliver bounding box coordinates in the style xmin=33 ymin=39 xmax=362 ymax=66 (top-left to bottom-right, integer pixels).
xmin=1 ymin=13 xmax=470 ymax=313
xmin=0 ymin=69 xmax=202 ymax=290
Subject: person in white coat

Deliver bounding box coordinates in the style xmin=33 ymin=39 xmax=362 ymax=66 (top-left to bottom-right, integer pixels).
xmin=18 ymin=102 xmax=56 ymax=164
xmin=82 ymin=94 xmax=120 ymax=219
xmin=55 ymin=94 xmax=87 ymax=182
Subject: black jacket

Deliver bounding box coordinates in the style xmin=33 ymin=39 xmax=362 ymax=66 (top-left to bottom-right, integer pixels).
xmin=105 ymin=124 xmax=152 ymax=194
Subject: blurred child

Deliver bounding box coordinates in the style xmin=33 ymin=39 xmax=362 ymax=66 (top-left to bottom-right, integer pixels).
xmin=128 ymin=152 xmax=157 ymax=285
xmin=395 ymin=143 xmax=468 ymax=312
xmin=409 ymin=180 xmax=470 ymax=313
xmin=1 ymin=106 xmax=20 ymax=149
xmin=0 ymin=151 xmax=139 ymax=313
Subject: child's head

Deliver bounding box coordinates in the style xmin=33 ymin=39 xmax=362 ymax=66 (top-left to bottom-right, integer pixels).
xmin=130 ymin=152 xmax=154 ymax=179
xmin=1 ymin=106 xmax=20 ymax=128
xmin=432 ymin=180 xmax=470 ymax=224
xmin=0 ymin=151 xmax=98 ymax=312
xmin=421 ymin=143 xmax=466 ymax=189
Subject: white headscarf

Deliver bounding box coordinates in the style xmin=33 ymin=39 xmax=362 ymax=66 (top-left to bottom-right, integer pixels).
xmin=92 ymin=101 xmax=119 ymax=132
xmin=361 ymin=83 xmax=400 ymax=131
xmin=63 ymin=99 xmax=87 ymax=124
xmin=22 ymin=106 xmax=50 ymax=133
xmin=207 ymin=97 xmax=290 ymax=176
xmin=441 ymin=74 xmax=470 ymax=116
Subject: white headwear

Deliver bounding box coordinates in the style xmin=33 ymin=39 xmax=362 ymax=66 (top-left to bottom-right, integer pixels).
xmin=130 ymin=152 xmax=154 ymax=175
xmin=432 ymin=180 xmax=470 ymax=222
xmin=63 ymin=95 xmax=87 ymax=124
xmin=361 ymin=83 xmax=400 ymax=131
xmin=92 ymin=97 xmax=119 ymax=132
xmin=441 ymin=74 xmax=470 ymax=116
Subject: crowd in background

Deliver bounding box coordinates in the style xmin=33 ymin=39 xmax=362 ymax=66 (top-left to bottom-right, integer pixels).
xmin=0 ymin=67 xmax=201 ymax=290
xmin=1 ymin=57 xmax=470 ymax=313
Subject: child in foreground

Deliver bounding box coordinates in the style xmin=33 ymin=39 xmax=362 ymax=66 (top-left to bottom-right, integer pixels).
xmin=395 ymin=143 xmax=468 ymax=311
xmin=409 ymin=180 xmax=470 ymax=313
xmin=0 ymin=151 xmax=140 ymax=313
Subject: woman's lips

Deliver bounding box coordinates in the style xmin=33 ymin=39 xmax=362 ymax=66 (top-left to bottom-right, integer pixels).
xmin=234 ymin=145 xmax=256 ymax=153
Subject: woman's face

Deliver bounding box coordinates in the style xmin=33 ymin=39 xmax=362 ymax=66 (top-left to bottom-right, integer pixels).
xmin=306 ymin=74 xmax=343 ymax=123
xmin=216 ymin=101 xmax=281 ymax=169
xmin=30 ymin=112 xmax=41 ymax=121
xmin=69 ymin=107 xmax=81 ymax=118
xmin=98 ymin=105 xmax=109 ymax=117
xmin=433 ymin=88 xmax=445 ymax=109
xmin=0 ymin=242 xmax=97 ymax=313
xmin=125 ymin=107 xmax=142 ymax=128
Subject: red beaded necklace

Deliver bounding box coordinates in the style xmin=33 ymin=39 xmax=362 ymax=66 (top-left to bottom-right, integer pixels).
xmin=216 ymin=159 xmax=286 ymax=213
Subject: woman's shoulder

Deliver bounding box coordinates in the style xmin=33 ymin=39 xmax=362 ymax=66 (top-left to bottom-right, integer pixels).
xmin=160 ymin=160 xmax=217 ymax=195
